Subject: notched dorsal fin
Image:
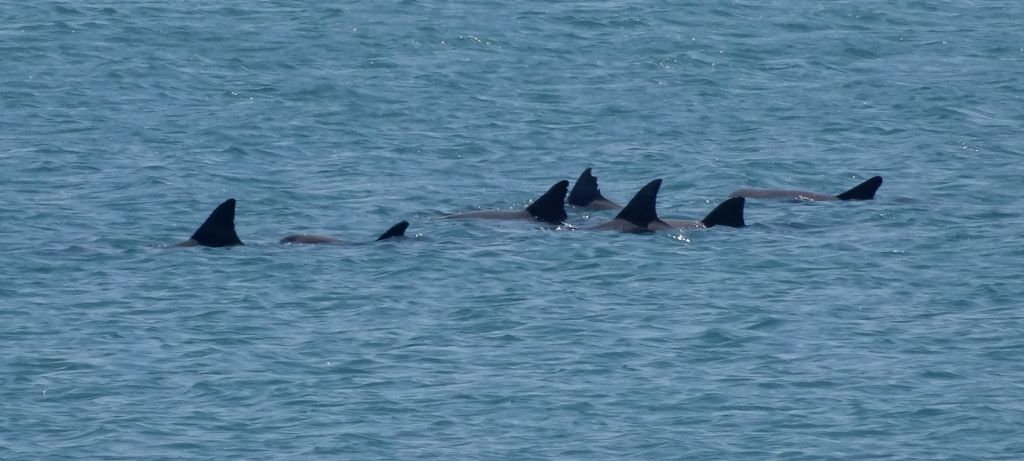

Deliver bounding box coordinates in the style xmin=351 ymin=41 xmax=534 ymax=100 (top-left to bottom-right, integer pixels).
xmin=614 ymin=179 xmax=663 ymax=227
xmin=526 ymin=180 xmax=569 ymax=224
xmin=567 ymin=167 xmax=607 ymax=206
xmin=376 ymin=221 xmax=409 ymax=241
xmin=190 ymin=198 xmax=243 ymax=247
xmin=836 ymin=176 xmax=883 ymax=200
xmin=701 ymin=197 xmax=745 ymax=228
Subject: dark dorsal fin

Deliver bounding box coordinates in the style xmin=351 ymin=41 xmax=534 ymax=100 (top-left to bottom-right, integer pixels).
xmin=190 ymin=198 xmax=243 ymax=247
xmin=526 ymin=180 xmax=569 ymax=224
xmin=376 ymin=221 xmax=409 ymax=241
xmin=836 ymin=176 xmax=883 ymax=200
xmin=614 ymin=179 xmax=663 ymax=227
xmin=701 ymin=197 xmax=746 ymax=228
xmin=567 ymin=167 xmax=608 ymax=206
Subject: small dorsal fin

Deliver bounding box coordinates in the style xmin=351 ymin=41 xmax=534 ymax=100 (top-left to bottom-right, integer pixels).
xmin=614 ymin=179 xmax=663 ymax=227
xmin=190 ymin=198 xmax=243 ymax=247
xmin=376 ymin=221 xmax=409 ymax=241
xmin=836 ymin=176 xmax=883 ymax=200
xmin=701 ymin=197 xmax=746 ymax=228
xmin=526 ymin=180 xmax=569 ymax=224
xmin=567 ymin=167 xmax=608 ymax=206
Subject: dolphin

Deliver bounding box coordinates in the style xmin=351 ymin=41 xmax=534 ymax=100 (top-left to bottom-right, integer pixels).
xmin=588 ymin=179 xmax=745 ymax=232
xmin=176 ymin=198 xmax=243 ymax=247
xmin=567 ymin=168 xmax=622 ymax=210
xmin=444 ymin=180 xmax=569 ymax=224
xmin=280 ymin=221 xmax=409 ymax=244
xmin=730 ymin=176 xmax=883 ymax=201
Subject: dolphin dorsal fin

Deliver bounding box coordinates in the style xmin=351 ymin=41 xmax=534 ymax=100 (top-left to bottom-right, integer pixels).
xmin=836 ymin=176 xmax=883 ymax=200
xmin=614 ymin=179 xmax=663 ymax=227
xmin=701 ymin=197 xmax=746 ymax=228
xmin=376 ymin=221 xmax=409 ymax=241
xmin=526 ymin=180 xmax=569 ymax=224
xmin=190 ymin=198 xmax=243 ymax=247
xmin=567 ymin=168 xmax=608 ymax=207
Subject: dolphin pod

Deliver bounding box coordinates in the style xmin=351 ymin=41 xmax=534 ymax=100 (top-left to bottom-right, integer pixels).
xmin=174 ymin=169 xmax=882 ymax=247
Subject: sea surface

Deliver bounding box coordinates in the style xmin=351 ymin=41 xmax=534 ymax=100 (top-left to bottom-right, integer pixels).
xmin=2 ymin=1 xmax=1023 ymax=459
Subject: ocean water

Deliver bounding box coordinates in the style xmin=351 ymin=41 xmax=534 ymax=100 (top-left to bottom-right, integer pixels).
xmin=2 ymin=0 xmax=1023 ymax=459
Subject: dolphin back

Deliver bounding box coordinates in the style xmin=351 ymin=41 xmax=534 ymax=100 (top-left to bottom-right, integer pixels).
xmin=526 ymin=180 xmax=569 ymax=224
xmin=377 ymin=221 xmax=410 ymax=241
xmin=190 ymin=198 xmax=243 ymax=247
xmin=614 ymin=179 xmax=663 ymax=227
xmin=568 ymin=168 xmax=607 ymax=207
xmin=836 ymin=176 xmax=883 ymax=200
xmin=701 ymin=197 xmax=745 ymax=228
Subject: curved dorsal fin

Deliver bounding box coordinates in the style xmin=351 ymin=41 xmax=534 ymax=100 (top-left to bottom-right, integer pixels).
xmin=567 ymin=167 xmax=608 ymax=206
xmin=376 ymin=221 xmax=409 ymax=241
xmin=190 ymin=198 xmax=243 ymax=247
xmin=701 ymin=197 xmax=745 ymax=228
xmin=526 ymin=180 xmax=569 ymax=224
xmin=836 ymin=176 xmax=883 ymax=200
xmin=614 ymin=179 xmax=663 ymax=227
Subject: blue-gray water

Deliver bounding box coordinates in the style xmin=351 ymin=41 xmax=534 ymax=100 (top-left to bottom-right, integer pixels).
xmin=3 ymin=1 xmax=1023 ymax=459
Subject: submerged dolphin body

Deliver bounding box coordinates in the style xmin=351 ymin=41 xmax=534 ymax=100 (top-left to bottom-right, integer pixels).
xmin=588 ymin=179 xmax=745 ymax=232
xmin=730 ymin=176 xmax=883 ymax=201
xmin=280 ymin=221 xmax=409 ymax=244
xmin=567 ymin=168 xmax=622 ymax=210
xmin=176 ymin=198 xmax=244 ymax=247
xmin=444 ymin=180 xmax=570 ymax=224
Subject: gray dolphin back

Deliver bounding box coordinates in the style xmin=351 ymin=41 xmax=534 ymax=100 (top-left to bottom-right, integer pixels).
xmin=614 ymin=179 xmax=663 ymax=228
xmin=190 ymin=198 xmax=243 ymax=247
xmin=836 ymin=176 xmax=883 ymax=200
xmin=568 ymin=168 xmax=608 ymax=207
xmin=702 ymin=197 xmax=746 ymax=228
xmin=526 ymin=180 xmax=570 ymax=224
xmin=377 ymin=221 xmax=410 ymax=241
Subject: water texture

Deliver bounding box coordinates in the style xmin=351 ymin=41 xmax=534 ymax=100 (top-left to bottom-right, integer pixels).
xmin=2 ymin=1 xmax=1023 ymax=459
